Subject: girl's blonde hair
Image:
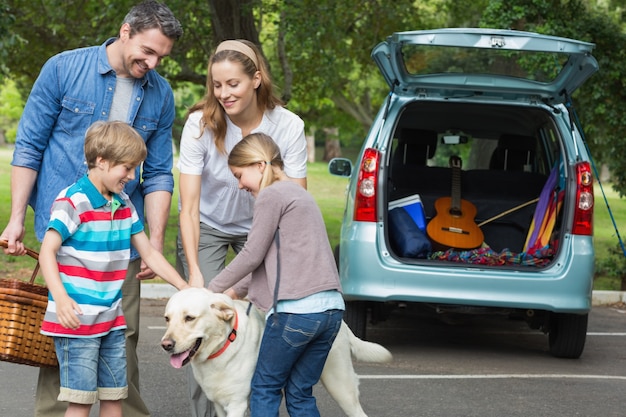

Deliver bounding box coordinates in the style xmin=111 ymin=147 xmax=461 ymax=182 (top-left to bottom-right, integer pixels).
xmin=84 ymin=121 xmax=147 ymax=169
xmin=187 ymin=39 xmax=283 ymax=154
xmin=228 ymin=133 xmax=284 ymax=191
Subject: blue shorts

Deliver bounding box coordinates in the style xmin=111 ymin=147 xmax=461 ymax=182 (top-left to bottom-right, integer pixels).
xmin=54 ymin=329 xmax=128 ymax=404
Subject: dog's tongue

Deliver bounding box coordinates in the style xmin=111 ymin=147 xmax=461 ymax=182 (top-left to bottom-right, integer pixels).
xmin=170 ymin=351 xmax=190 ymax=369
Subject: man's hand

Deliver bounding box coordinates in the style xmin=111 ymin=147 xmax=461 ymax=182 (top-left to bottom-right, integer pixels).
xmin=136 ymin=260 xmax=157 ymax=280
xmin=1 ymin=221 xmax=27 ymax=256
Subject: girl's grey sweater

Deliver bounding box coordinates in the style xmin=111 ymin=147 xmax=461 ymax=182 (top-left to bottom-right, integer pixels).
xmin=208 ymin=180 xmax=342 ymax=311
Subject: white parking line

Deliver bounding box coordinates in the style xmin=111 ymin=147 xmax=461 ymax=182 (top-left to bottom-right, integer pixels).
xmin=359 ymin=374 xmax=626 ymax=380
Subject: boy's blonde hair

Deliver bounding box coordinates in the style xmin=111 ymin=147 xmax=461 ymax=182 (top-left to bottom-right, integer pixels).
xmin=228 ymin=133 xmax=284 ymax=191
xmin=84 ymin=121 xmax=147 ymax=169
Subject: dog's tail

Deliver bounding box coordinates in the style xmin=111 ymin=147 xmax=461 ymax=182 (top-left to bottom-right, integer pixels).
xmin=342 ymin=322 xmax=393 ymax=363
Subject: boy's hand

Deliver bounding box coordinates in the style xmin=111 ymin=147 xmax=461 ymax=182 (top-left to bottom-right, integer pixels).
xmin=55 ymin=297 xmax=82 ymax=330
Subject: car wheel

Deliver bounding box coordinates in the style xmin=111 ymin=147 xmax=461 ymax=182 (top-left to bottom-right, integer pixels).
xmin=548 ymin=312 xmax=588 ymax=359
xmin=344 ymin=300 xmax=368 ymax=340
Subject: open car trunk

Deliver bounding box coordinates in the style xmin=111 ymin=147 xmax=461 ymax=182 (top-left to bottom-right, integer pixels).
xmin=385 ymin=100 xmax=566 ymax=267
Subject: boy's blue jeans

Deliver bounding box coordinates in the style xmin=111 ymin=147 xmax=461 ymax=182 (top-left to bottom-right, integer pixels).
xmin=250 ymin=310 xmax=343 ymax=417
xmin=55 ymin=329 xmax=128 ymax=404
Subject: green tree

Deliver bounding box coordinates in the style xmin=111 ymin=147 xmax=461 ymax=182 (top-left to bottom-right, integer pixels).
xmin=274 ymin=0 xmax=446 ymax=147
xmin=481 ymin=0 xmax=626 ymax=196
xmin=4 ymin=1 xmax=128 ymax=92
xmin=0 ymin=0 xmax=22 ymax=82
xmin=0 ymin=79 xmax=24 ymax=143
xmin=4 ymin=0 xmax=626 ymax=188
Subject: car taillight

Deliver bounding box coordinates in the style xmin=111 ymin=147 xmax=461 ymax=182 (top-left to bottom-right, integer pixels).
xmin=572 ymin=162 xmax=593 ymax=235
xmin=354 ymin=148 xmax=380 ymax=222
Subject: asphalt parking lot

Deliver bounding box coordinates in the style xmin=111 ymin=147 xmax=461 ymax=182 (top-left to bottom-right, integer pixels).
xmin=2 ymin=294 xmax=625 ymax=417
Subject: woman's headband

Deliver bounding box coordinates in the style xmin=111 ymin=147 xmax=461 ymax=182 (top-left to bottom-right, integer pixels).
xmin=215 ymin=40 xmax=259 ymax=69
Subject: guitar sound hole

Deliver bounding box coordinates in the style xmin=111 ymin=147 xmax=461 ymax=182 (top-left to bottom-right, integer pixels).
xmin=449 ymin=208 xmax=462 ymax=217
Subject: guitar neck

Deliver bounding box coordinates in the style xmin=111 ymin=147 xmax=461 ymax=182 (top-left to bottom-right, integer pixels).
xmin=450 ymin=156 xmax=462 ymax=216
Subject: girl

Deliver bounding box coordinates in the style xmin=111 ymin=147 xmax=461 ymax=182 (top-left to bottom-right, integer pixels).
xmin=208 ymin=133 xmax=344 ymax=417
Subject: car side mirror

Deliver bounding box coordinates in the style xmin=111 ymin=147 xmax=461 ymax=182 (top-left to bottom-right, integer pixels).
xmin=328 ymin=158 xmax=353 ymax=177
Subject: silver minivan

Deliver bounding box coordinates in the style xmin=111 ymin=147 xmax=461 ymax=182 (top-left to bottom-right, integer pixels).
xmin=329 ymin=28 xmax=598 ymax=358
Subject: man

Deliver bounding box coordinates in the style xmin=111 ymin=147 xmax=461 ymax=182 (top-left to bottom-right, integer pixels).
xmin=0 ymin=2 xmax=182 ymax=416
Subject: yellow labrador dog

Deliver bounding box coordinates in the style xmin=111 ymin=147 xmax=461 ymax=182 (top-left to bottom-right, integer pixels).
xmin=161 ymin=288 xmax=392 ymax=417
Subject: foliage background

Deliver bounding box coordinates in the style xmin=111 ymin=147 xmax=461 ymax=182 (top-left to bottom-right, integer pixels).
xmin=1 ymin=0 xmax=625 ymax=184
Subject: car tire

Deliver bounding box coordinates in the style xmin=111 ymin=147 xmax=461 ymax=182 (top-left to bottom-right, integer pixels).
xmin=344 ymin=300 xmax=368 ymax=340
xmin=548 ymin=312 xmax=588 ymax=359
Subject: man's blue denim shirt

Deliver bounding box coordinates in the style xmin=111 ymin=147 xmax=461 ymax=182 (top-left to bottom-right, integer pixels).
xmin=12 ymin=38 xmax=175 ymax=259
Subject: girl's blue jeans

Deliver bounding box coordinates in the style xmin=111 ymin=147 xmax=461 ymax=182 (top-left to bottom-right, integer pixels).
xmin=250 ymin=309 xmax=343 ymax=417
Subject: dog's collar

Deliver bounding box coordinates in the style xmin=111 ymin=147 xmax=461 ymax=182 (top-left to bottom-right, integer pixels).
xmin=207 ymin=310 xmax=238 ymax=360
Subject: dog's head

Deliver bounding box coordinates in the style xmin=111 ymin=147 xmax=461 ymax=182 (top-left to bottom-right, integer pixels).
xmin=160 ymin=287 xmax=236 ymax=368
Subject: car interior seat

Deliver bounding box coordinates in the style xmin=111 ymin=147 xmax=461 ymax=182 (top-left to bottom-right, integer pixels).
xmin=392 ymin=128 xmax=438 ymax=167
xmin=390 ymin=128 xmax=439 ymax=193
xmin=489 ymin=134 xmax=536 ymax=172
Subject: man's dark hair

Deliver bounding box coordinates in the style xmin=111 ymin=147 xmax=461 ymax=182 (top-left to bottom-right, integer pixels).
xmin=124 ymin=1 xmax=183 ymax=41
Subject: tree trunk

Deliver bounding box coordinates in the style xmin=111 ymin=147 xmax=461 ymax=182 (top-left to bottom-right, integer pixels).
xmin=306 ymin=128 xmax=316 ymax=163
xmin=323 ymin=127 xmax=341 ymax=161
xmin=208 ymin=0 xmax=261 ymax=47
xmin=207 ymin=0 xmax=292 ymax=104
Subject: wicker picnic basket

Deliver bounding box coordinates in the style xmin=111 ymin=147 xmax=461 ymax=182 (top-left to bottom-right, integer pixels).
xmin=0 ymin=241 xmax=58 ymax=367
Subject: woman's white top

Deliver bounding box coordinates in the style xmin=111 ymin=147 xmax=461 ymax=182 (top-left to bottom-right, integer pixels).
xmin=177 ymin=106 xmax=307 ymax=235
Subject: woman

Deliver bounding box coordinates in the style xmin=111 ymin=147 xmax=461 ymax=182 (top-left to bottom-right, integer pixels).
xmin=176 ymin=39 xmax=308 ymax=417
xmin=177 ymin=39 xmax=307 ymax=287
xmin=208 ymin=132 xmax=344 ymax=417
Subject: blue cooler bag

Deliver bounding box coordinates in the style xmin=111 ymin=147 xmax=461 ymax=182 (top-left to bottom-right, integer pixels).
xmin=388 ymin=207 xmax=431 ymax=258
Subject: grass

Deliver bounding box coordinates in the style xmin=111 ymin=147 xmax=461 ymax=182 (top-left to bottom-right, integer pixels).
xmin=1 ymin=146 xmax=624 ymax=290
xmin=0 ymin=147 xmax=349 ymax=285
xmin=592 ymin=182 xmax=626 ymax=290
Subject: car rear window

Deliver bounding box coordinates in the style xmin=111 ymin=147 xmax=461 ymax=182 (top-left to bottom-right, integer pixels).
xmin=401 ymin=44 xmax=570 ymax=84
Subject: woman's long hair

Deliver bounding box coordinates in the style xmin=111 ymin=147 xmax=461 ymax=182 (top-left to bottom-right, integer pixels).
xmin=188 ymin=40 xmax=283 ymax=154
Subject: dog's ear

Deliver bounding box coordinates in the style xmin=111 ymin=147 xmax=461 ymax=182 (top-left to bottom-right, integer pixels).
xmin=210 ymin=301 xmax=235 ymax=322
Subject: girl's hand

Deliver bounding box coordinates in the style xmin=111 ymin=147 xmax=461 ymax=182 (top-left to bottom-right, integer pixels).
xmin=224 ymin=288 xmax=239 ymax=300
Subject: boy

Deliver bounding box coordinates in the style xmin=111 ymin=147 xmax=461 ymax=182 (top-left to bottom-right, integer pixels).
xmin=2 ymin=2 xmax=184 ymax=415
xmin=39 ymin=121 xmax=189 ymax=417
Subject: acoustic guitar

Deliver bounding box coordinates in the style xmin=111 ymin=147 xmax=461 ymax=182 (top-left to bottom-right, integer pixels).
xmin=426 ymin=155 xmax=484 ymax=250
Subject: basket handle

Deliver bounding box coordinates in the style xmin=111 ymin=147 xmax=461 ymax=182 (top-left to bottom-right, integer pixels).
xmin=1 ymin=240 xmax=41 ymax=284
